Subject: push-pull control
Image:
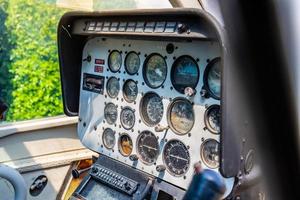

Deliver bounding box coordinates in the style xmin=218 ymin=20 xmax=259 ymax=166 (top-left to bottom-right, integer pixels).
xmin=129 ymin=154 xmax=139 ymax=161
xmin=156 ymin=165 xmax=166 ymax=172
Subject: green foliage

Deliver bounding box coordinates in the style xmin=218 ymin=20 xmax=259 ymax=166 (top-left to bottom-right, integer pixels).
xmin=2 ymin=0 xmax=66 ymax=121
xmin=93 ymin=0 xmax=136 ymax=10
xmin=0 ymin=0 xmax=12 ymax=103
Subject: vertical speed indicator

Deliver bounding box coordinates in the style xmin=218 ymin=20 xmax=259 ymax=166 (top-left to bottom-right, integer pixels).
xmin=163 ymin=140 xmax=190 ymax=176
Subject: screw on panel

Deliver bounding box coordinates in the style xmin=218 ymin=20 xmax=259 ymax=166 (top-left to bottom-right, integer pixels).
xmin=83 ymin=122 xmax=86 ymax=127
xmin=206 ymin=59 xmax=210 ymax=63
xmin=201 ymin=137 xmax=205 ymax=142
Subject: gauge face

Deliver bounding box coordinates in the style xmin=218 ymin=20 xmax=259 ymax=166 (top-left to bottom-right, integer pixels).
xmin=119 ymin=134 xmax=133 ymax=156
xmin=168 ymin=98 xmax=194 ymax=135
xmin=171 ymin=56 xmax=199 ymax=94
xmin=123 ymin=79 xmax=138 ymax=103
xmin=137 ymin=131 xmax=160 ymax=164
xmin=201 ymin=139 xmax=220 ymax=169
xmin=106 ymin=77 xmax=120 ymax=98
xmin=163 ymin=140 xmax=190 ymax=176
xmin=143 ymin=54 xmax=167 ymax=88
xmin=108 ymin=50 xmax=122 ymax=72
xmin=204 ymin=105 xmax=221 ymax=134
xmin=205 ymin=58 xmax=221 ymax=99
xmin=140 ymin=92 xmax=164 ymax=126
xmin=120 ymin=107 xmax=135 ymax=130
xmin=125 ymin=52 xmax=140 ymax=75
xmin=102 ymin=128 xmax=116 ymax=149
xmin=104 ymin=103 xmax=118 ymax=124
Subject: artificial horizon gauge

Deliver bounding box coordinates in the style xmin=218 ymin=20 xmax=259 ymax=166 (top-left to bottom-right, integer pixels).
xmin=108 ymin=50 xmax=122 ymax=72
xmin=204 ymin=57 xmax=221 ymax=99
xmin=201 ymin=139 xmax=220 ymax=169
xmin=143 ymin=53 xmax=167 ymax=88
xmin=120 ymin=107 xmax=135 ymax=130
xmin=171 ymin=56 xmax=199 ymax=94
xmin=136 ymin=131 xmax=160 ymax=165
xmin=123 ymin=79 xmax=138 ymax=103
xmin=140 ymin=92 xmax=164 ymax=126
xmin=102 ymin=128 xmax=116 ymax=149
xmin=163 ymin=140 xmax=190 ymax=176
xmin=118 ymin=134 xmax=133 ymax=157
xmin=125 ymin=51 xmax=140 ymax=75
xmin=168 ymin=98 xmax=195 ymax=135
xmin=106 ymin=76 xmax=120 ymax=98
xmin=104 ymin=103 xmax=118 ymax=125
xmin=204 ymin=105 xmax=221 ymax=134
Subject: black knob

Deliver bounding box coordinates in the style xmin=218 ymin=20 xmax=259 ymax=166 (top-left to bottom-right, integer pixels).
xmin=83 ymin=55 xmax=92 ymax=62
xmin=178 ymin=23 xmax=188 ymax=34
xmin=124 ymin=182 xmax=131 ymax=190
xmin=129 ymin=154 xmax=139 ymax=161
xmin=91 ymin=166 xmax=98 ymax=173
xmin=156 ymin=165 xmax=166 ymax=172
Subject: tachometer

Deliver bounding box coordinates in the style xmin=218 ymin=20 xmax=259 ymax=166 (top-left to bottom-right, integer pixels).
xmin=125 ymin=52 xmax=140 ymax=75
xmin=136 ymin=131 xmax=160 ymax=164
xmin=102 ymin=128 xmax=116 ymax=149
xmin=171 ymin=56 xmax=199 ymax=94
xmin=118 ymin=134 xmax=133 ymax=157
xmin=106 ymin=77 xmax=120 ymax=98
xmin=168 ymin=98 xmax=194 ymax=135
xmin=204 ymin=58 xmax=221 ymax=99
xmin=163 ymin=140 xmax=190 ymax=176
xmin=120 ymin=107 xmax=135 ymax=130
xmin=204 ymin=105 xmax=221 ymax=134
xmin=143 ymin=53 xmax=167 ymax=88
xmin=140 ymin=92 xmax=164 ymax=126
xmin=200 ymin=139 xmax=220 ymax=169
xmin=123 ymin=79 xmax=138 ymax=103
xmin=104 ymin=103 xmax=118 ymax=125
xmin=108 ymin=50 xmax=122 ymax=72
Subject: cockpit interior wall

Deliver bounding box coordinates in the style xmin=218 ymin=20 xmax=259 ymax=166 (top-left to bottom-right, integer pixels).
xmin=58 ymin=8 xmax=243 ymax=198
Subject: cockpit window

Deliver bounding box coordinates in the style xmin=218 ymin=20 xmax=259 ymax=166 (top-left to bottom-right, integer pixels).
xmin=0 ymin=0 xmax=171 ymax=123
xmin=57 ymin=0 xmax=172 ymax=11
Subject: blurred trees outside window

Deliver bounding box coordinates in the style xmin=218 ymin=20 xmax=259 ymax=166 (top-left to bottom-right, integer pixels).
xmin=0 ymin=0 xmax=170 ymax=123
xmin=0 ymin=0 xmax=66 ymax=122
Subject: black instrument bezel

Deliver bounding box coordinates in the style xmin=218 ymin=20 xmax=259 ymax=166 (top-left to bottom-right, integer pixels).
xmin=203 ymin=57 xmax=221 ymax=100
xmin=142 ymin=53 xmax=167 ymax=89
xmin=171 ymin=55 xmax=200 ymax=94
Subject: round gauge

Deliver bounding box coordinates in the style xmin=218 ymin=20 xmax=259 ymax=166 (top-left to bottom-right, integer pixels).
xmin=201 ymin=139 xmax=220 ymax=169
xmin=136 ymin=131 xmax=160 ymax=164
xmin=168 ymin=98 xmax=194 ymax=135
xmin=143 ymin=54 xmax=167 ymax=88
xmin=204 ymin=105 xmax=221 ymax=134
xmin=108 ymin=50 xmax=122 ymax=72
xmin=106 ymin=77 xmax=120 ymax=98
xmin=120 ymin=107 xmax=135 ymax=130
xmin=163 ymin=140 xmax=190 ymax=176
xmin=204 ymin=58 xmax=221 ymax=99
xmin=171 ymin=56 xmax=199 ymax=94
xmin=118 ymin=134 xmax=133 ymax=157
xmin=123 ymin=79 xmax=138 ymax=103
xmin=104 ymin=103 xmax=118 ymax=125
xmin=102 ymin=128 xmax=116 ymax=149
xmin=125 ymin=52 xmax=140 ymax=75
xmin=140 ymin=92 xmax=164 ymax=126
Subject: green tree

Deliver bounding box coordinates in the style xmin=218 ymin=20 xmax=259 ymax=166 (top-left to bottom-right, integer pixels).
xmin=4 ymin=0 xmax=65 ymax=121
xmin=0 ymin=0 xmax=12 ymax=104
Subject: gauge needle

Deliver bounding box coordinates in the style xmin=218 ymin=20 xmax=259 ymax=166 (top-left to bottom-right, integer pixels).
xmin=169 ymin=154 xmax=188 ymax=162
xmin=142 ymin=145 xmax=157 ymax=151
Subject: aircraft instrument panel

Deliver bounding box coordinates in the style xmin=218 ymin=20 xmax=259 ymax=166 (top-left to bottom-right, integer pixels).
xmin=77 ymin=37 xmax=234 ymax=193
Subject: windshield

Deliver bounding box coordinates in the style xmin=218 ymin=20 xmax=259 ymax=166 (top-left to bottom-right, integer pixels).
xmin=0 ymin=0 xmax=172 ymax=123
xmin=57 ymin=0 xmax=172 ymax=10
